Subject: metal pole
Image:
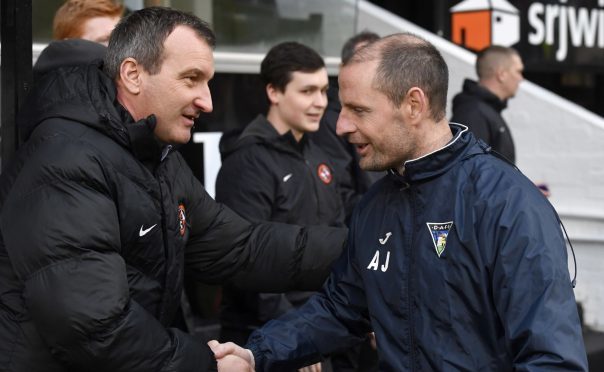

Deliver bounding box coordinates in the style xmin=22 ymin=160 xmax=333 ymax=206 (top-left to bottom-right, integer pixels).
xmin=1 ymin=0 xmax=32 ymax=171
xmin=434 ymin=0 xmax=446 ymax=37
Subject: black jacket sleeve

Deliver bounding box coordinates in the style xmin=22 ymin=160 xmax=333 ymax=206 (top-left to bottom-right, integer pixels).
xmin=184 ymin=160 xmax=347 ymax=292
xmin=1 ymin=146 xmax=214 ymax=371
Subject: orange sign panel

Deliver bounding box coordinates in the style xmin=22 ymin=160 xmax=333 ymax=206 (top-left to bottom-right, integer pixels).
xmin=451 ymin=11 xmax=491 ymax=51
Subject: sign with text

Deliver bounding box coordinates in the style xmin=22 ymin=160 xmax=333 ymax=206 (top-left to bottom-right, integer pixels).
xmin=449 ymin=0 xmax=604 ymax=71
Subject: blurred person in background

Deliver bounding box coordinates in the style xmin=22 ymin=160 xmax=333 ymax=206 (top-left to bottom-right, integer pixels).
xmin=53 ymin=0 xmax=124 ymax=46
xmin=451 ymin=45 xmax=550 ymax=196
xmin=451 ymin=45 xmax=522 ymax=164
xmin=34 ymin=0 xmax=124 ymax=81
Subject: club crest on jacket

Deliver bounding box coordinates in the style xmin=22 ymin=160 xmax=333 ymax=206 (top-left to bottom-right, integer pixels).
xmin=426 ymin=221 xmax=453 ymax=258
xmin=178 ymin=203 xmax=187 ymax=236
xmin=317 ymin=163 xmax=332 ymax=184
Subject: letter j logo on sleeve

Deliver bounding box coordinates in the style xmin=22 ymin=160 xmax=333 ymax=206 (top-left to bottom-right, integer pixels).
xmin=426 ymin=221 xmax=454 ymax=258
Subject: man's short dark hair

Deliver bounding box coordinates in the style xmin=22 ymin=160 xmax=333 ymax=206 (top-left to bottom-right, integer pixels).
xmin=104 ymin=7 xmax=215 ymax=79
xmin=340 ymin=30 xmax=379 ymax=65
xmin=260 ymin=41 xmax=325 ymax=92
xmin=475 ymin=45 xmax=520 ymax=80
xmin=345 ymin=33 xmax=449 ymax=122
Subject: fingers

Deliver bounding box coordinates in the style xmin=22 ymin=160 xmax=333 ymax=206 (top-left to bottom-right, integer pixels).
xmin=217 ymin=354 xmax=254 ymax=372
xmin=208 ymin=340 xmax=252 ymax=361
xmin=207 ymin=339 xmax=225 ymax=357
xmin=208 ymin=339 xmax=219 ymax=351
xmin=208 ymin=340 xmax=236 ymax=358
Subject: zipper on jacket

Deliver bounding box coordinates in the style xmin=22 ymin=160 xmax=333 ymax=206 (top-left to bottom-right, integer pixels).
xmin=303 ymin=158 xmax=321 ymax=216
xmin=407 ymin=185 xmax=418 ymax=371
xmin=155 ymin=168 xmax=173 ymax=324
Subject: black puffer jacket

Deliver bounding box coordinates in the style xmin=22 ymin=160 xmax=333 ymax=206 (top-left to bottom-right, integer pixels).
xmin=451 ymin=79 xmax=516 ymax=163
xmin=0 ymin=63 xmax=346 ymax=372
xmin=216 ymin=115 xmax=345 ymax=226
xmin=215 ymin=115 xmax=347 ymax=341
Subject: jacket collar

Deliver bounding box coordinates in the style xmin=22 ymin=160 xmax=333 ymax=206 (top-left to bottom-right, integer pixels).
xmin=239 ymin=114 xmax=308 ymax=155
xmin=117 ymin=105 xmax=166 ymax=169
xmin=389 ymin=123 xmax=489 ymax=183
xmin=462 ymin=79 xmax=507 ymax=112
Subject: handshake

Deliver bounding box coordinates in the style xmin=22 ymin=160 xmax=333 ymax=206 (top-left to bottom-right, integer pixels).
xmin=208 ymin=340 xmax=323 ymax=372
xmin=208 ymin=340 xmax=255 ymax=371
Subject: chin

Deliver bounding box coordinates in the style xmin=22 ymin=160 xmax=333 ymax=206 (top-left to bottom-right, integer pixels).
xmin=176 ymin=135 xmax=192 ymax=145
xmin=360 ymin=158 xmax=390 ymax=172
xmin=305 ymin=123 xmax=320 ymax=132
xmin=165 ymin=134 xmax=191 ymax=145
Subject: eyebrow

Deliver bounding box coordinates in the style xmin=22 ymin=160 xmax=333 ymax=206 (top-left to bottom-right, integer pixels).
xmin=342 ymin=102 xmax=368 ymax=110
xmin=301 ymin=83 xmax=329 ymax=90
xmin=178 ymin=68 xmax=204 ymax=77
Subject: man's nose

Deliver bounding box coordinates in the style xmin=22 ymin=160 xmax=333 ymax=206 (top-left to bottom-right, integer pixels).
xmin=336 ymin=110 xmax=355 ymax=136
xmin=194 ymin=84 xmax=213 ymax=113
xmin=314 ymin=90 xmax=328 ymax=108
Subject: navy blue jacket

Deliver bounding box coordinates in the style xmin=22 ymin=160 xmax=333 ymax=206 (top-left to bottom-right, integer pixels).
xmin=246 ymin=124 xmax=587 ymax=371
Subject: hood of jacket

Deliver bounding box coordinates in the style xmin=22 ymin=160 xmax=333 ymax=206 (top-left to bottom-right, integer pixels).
xmin=219 ymin=114 xmax=308 ymax=161
xmin=453 ymin=79 xmax=507 ymax=114
xmin=33 ymin=39 xmax=107 ymax=82
xmin=19 ymin=61 xmax=163 ymax=165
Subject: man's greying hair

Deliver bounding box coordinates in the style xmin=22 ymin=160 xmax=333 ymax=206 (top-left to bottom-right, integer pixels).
xmin=345 ymin=33 xmax=448 ymax=122
xmin=476 ymin=45 xmax=519 ymax=80
xmin=104 ymin=7 xmax=215 ymax=79
xmin=340 ymin=30 xmax=380 ymax=65
xmin=260 ymin=41 xmax=325 ymax=92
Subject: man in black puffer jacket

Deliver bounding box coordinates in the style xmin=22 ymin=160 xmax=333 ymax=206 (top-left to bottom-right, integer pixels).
xmin=0 ymin=7 xmax=346 ymax=372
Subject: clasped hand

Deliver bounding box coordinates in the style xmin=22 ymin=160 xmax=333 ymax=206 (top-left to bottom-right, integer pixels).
xmin=208 ymin=340 xmax=254 ymax=372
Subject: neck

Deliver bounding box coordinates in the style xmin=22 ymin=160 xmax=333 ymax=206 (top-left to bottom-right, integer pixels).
xmin=479 ymin=79 xmax=506 ymax=101
xmin=396 ymin=119 xmax=453 ymax=175
xmin=116 ymin=86 xmax=142 ymax=121
xmin=266 ymin=108 xmax=304 ymax=142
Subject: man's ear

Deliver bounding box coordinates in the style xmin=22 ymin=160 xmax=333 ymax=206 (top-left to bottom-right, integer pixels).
xmin=266 ymin=83 xmax=281 ymax=105
xmin=404 ymin=87 xmax=427 ymax=123
xmin=496 ymin=66 xmax=507 ymax=83
xmin=119 ymin=57 xmax=142 ymax=95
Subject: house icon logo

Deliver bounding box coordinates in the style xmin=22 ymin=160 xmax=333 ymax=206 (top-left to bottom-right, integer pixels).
xmin=450 ymin=0 xmax=520 ymax=51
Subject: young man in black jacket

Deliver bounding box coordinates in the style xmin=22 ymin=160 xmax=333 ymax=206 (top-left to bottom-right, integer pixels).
xmin=0 ymin=8 xmax=346 ymax=372
xmin=215 ymin=41 xmax=346 ymax=371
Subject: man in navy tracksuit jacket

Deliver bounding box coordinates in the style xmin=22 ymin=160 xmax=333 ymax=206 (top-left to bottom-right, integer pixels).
xmin=209 ymin=33 xmax=588 ymax=371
